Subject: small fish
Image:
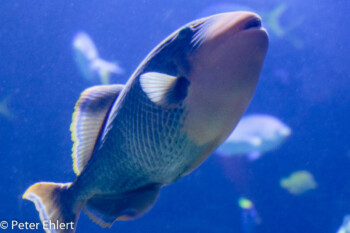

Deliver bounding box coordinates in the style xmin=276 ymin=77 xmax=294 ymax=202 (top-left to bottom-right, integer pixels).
xmin=280 ymin=170 xmax=317 ymax=195
xmin=337 ymin=215 xmax=350 ymax=233
xmin=72 ymin=31 xmax=124 ymax=84
xmin=264 ymin=3 xmax=304 ymax=49
xmin=238 ymin=197 xmax=261 ymax=233
xmin=23 ymin=12 xmax=268 ymax=233
xmin=0 ymin=95 xmax=13 ymax=119
xmin=216 ymin=114 xmax=291 ymax=160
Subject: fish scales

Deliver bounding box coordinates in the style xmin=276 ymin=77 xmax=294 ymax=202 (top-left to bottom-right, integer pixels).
xmin=102 ymin=82 xmax=202 ymax=187
xmin=70 ymin=81 xmax=204 ymax=196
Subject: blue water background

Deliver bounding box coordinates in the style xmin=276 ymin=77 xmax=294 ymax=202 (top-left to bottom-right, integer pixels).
xmin=0 ymin=0 xmax=349 ymax=232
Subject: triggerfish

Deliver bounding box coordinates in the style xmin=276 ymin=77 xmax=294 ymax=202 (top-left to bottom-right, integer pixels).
xmin=216 ymin=114 xmax=291 ymax=160
xmin=23 ymin=12 xmax=268 ymax=233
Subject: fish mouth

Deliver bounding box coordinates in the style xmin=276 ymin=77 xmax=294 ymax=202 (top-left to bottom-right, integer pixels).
xmin=243 ymin=17 xmax=262 ymax=30
xmin=235 ymin=14 xmax=268 ymax=42
xmin=191 ymin=12 xmax=268 ymax=51
xmin=196 ymin=12 xmax=266 ymax=40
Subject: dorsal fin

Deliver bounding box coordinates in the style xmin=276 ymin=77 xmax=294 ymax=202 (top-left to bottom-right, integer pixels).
xmin=70 ymin=84 xmax=124 ymax=175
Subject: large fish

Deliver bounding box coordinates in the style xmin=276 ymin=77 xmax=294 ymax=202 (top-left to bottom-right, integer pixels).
xmin=23 ymin=11 xmax=268 ymax=233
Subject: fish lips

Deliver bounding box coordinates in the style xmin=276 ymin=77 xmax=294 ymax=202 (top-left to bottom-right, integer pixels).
xmin=197 ymin=11 xmax=268 ymax=49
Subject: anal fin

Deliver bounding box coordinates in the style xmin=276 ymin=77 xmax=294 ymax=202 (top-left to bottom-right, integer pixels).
xmin=83 ymin=184 xmax=161 ymax=227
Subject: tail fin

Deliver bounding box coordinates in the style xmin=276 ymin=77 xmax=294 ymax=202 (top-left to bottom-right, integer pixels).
xmin=23 ymin=182 xmax=78 ymax=233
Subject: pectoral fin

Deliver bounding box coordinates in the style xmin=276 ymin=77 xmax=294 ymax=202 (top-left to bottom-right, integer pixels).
xmin=139 ymin=72 xmax=190 ymax=106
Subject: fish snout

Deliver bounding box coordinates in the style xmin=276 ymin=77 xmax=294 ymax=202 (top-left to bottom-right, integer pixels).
xmin=222 ymin=11 xmax=263 ymax=32
xmin=206 ymin=11 xmax=267 ymax=39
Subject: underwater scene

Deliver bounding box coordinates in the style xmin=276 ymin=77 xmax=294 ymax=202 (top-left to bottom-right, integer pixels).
xmin=0 ymin=0 xmax=349 ymax=232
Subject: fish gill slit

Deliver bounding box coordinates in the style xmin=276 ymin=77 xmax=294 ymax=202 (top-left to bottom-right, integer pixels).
xmin=191 ymin=19 xmax=214 ymax=49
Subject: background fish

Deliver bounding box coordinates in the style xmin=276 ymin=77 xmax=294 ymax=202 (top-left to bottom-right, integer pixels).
xmin=280 ymin=170 xmax=317 ymax=195
xmin=72 ymin=31 xmax=124 ymax=85
xmin=337 ymin=215 xmax=350 ymax=233
xmin=238 ymin=197 xmax=261 ymax=233
xmin=23 ymin=11 xmax=268 ymax=233
xmin=216 ymin=114 xmax=291 ymax=160
xmin=0 ymin=95 xmax=14 ymax=120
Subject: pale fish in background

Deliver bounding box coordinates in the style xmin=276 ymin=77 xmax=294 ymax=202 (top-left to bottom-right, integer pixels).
xmin=238 ymin=197 xmax=261 ymax=233
xmin=72 ymin=31 xmax=124 ymax=85
xmin=280 ymin=170 xmax=317 ymax=195
xmin=0 ymin=95 xmax=14 ymax=119
xmin=216 ymin=114 xmax=291 ymax=160
xmin=197 ymin=2 xmax=304 ymax=49
xmin=337 ymin=215 xmax=350 ymax=233
xmin=264 ymin=3 xmax=304 ymax=49
xmin=23 ymin=11 xmax=268 ymax=233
